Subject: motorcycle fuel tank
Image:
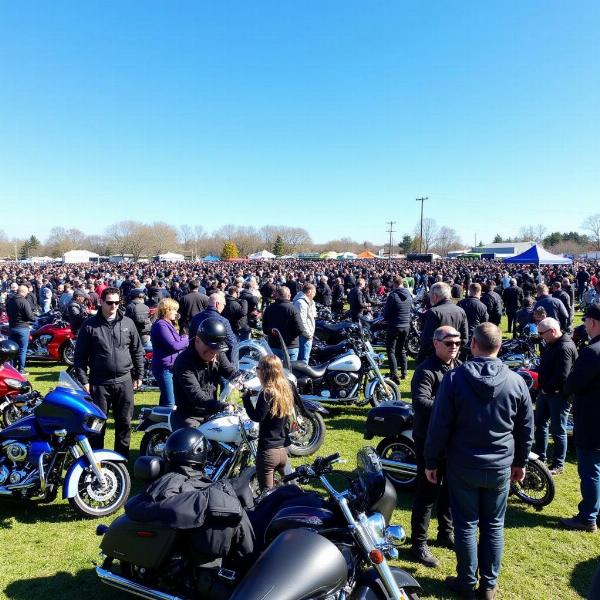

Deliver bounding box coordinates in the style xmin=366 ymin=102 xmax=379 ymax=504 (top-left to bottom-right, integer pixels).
xmin=199 ymin=412 xmax=242 ymax=444
xmin=327 ymin=352 xmax=361 ymax=372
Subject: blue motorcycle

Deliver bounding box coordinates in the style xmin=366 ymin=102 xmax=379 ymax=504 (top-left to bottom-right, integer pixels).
xmin=0 ymin=371 xmax=131 ymax=517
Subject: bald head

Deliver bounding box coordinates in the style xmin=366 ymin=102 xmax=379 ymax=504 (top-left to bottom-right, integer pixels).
xmin=433 ymin=326 xmax=461 ymax=341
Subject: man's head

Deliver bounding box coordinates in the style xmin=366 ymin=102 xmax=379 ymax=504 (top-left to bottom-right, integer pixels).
xmin=227 ymin=285 xmax=239 ymax=299
xmin=471 ymin=323 xmax=503 ymax=358
xmin=302 ymin=282 xmax=316 ymax=300
xmin=550 ymin=281 xmax=562 ymax=293
xmin=537 ymin=317 xmax=561 ymax=344
xmin=468 ymin=282 xmax=482 ymax=298
xmin=392 ymin=275 xmax=403 ymax=289
xmin=100 ymin=287 xmax=121 ymax=319
xmin=510 ymin=278 xmax=517 ymax=287
xmin=533 ymin=307 xmax=547 ymax=323
xmin=432 ymin=326 xmax=461 ymax=364
xmin=277 ymin=286 xmax=291 ymax=301
xmin=584 ymin=304 xmax=600 ymax=338
xmin=536 ymin=283 xmax=549 ymax=298
xmin=17 ymin=285 xmax=28 ymax=297
xmin=429 ymin=282 xmax=451 ymax=305
xmin=194 ymin=317 xmax=227 ymax=362
xmin=73 ymin=289 xmax=87 ymax=304
xmin=208 ymin=292 xmax=226 ymax=313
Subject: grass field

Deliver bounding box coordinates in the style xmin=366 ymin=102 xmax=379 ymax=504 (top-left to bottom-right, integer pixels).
xmin=1 ymin=315 xmax=599 ymax=599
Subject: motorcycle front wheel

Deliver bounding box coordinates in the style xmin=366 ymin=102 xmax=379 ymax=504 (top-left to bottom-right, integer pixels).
xmin=140 ymin=427 xmax=171 ymax=457
xmin=61 ymin=341 xmax=75 ymax=366
xmin=289 ymin=411 xmax=326 ymax=456
xmin=406 ymin=331 xmax=420 ymax=358
xmin=369 ymin=378 xmax=401 ymax=407
xmin=510 ymin=458 xmax=555 ymax=508
xmin=1 ymin=403 xmax=22 ymax=428
xmin=376 ymin=435 xmax=417 ymax=491
xmin=68 ymin=461 xmax=131 ymax=517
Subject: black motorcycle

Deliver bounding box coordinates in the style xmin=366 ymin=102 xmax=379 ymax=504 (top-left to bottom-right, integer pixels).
xmin=95 ymin=448 xmax=421 ymax=599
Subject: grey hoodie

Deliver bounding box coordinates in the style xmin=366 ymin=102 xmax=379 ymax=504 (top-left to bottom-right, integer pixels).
xmin=425 ymin=357 xmax=533 ymax=471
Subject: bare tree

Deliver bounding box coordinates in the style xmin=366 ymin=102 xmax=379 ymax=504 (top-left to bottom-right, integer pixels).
xmin=414 ymin=218 xmax=438 ymax=253
xmin=145 ymin=222 xmax=180 ymax=256
xmin=105 ymin=221 xmax=149 ymax=262
xmin=179 ymin=225 xmax=194 ymax=252
xmin=434 ymin=226 xmax=462 ymax=256
xmin=582 ymin=214 xmax=600 ymax=251
xmin=44 ymin=227 xmax=87 ymax=257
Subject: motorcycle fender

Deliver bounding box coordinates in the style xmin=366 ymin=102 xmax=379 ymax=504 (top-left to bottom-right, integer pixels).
xmin=528 ymin=451 xmax=540 ymax=460
xmin=0 ymin=398 xmax=14 ymax=411
xmin=135 ymin=420 xmax=169 ymax=434
xmin=63 ymin=450 xmax=127 ymax=499
xmin=351 ymin=566 xmax=421 ymax=599
xmin=300 ymin=397 xmax=330 ymax=415
xmin=364 ymin=376 xmax=390 ymax=402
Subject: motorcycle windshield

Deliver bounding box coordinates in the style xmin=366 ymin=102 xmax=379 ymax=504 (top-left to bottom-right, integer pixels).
xmin=57 ymin=370 xmax=85 ymax=392
xmin=231 ymin=338 xmax=273 ymax=371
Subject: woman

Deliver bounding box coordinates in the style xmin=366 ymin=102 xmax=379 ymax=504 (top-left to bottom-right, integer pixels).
xmin=150 ymin=298 xmax=189 ymax=407
xmin=242 ymin=354 xmax=293 ymax=490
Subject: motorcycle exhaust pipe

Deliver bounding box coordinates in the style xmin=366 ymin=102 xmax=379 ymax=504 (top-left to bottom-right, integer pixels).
xmin=96 ymin=566 xmax=184 ymax=600
xmin=379 ymin=458 xmax=417 ymax=476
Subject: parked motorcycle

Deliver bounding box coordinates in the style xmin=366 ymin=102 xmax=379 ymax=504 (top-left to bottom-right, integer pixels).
xmin=0 ymin=371 xmax=130 ymax=516
xmin=138 ymin=349 xmax=159 ymax=393
xmin=0 ymin=342 xmax=32 ymax=427
xmin=95 ymin=448 xmax=421 ymax=600
xmin=364 ymin=401 xmax=555 ymax=508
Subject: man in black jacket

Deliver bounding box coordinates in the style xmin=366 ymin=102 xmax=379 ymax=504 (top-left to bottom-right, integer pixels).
xmin=410 ymin=326 xmax=460 ymax=568
xmin=560 ymin=305 xmax=600 ymax=532
xmin=66 ymin=289 xmax=89 ymax=336
xmin=480 ymin=281 xmax=503 ymax=326
xmin=383 ymin=275 xmax=413 ymax=382
xmin=240 ymin=281 xmax=260 ymax=329
xmin=73 ymin=287 xmax=144 ymax=457
xmin=6 ymin=284 xmax=36 ymax=374
xmin=125 ymin=288 xmax=152 ymax=347
xmin=534 ymin=283 xmax=569 ymax=331
xmin=551 ymin=281 xmax=572 ymax=331
xmin=331 ymin=277 xmax=346 ymax=315
xmin=417 ymin=282 xmax=468 ymax=365
xmin=223 ymin=286 xmax=249 ymax=340
xmin=178 ymin=280 xmax=209 ymax=335
xmin=534 ymin=318 xmax=577 ymax=475
xmin=425 ymin=323 xmax=533 ymax=599
xmin=315 ymin=276 xmax=332 ymax=307
xmin=458 ymin=283 xmax=489 ymax=341
xmin=348 ymin=278 xmax=370 ymax=322
xmin=502 ymin=279 xmax=524 ymax=336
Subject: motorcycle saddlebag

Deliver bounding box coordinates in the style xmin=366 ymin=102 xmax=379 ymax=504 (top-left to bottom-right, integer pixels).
xmin=100 ymin=515 xmax=177 ymax=570
xmin=364 ymin=401 xmax=413 ymax=440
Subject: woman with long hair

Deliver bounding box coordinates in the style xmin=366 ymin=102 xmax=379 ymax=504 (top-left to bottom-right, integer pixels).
xmin=242 ymin=354 xmax=294 ymax=490
xmin=150 ymin=298 xmax=189 ymax=407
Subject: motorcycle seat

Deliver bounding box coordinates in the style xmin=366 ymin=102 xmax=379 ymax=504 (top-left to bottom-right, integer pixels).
xmin=320 ymin=321 xmax=352 ymax=333
xmin=149 ymin=406 xmax=173 ymax=421
xmin=291 ymin=361 xmax=327 ymax=379
xmin=313 ymin=341 xmax=348 ymax=355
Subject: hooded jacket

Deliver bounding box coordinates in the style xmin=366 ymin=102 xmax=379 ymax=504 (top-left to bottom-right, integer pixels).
xmin=293 ymin=292 xmax=316 ymax=337
xmin=383 ymin=287 xmax=413 ymax=328
xmin=425 ymin=357 xmax=533 ymax=471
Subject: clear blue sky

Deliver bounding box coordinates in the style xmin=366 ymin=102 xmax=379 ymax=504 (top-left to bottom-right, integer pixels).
xmin=1 ymin=1 xmax=598 ymax=247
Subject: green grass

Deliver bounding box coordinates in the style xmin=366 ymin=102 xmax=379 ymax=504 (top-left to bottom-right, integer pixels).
xmin=1 ymin=315 xmax=599 ymax=599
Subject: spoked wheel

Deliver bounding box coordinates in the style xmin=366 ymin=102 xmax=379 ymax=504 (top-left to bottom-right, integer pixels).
xmin=369 ymin=378 xmax=401 ymax=407
xmin=61 ymin=341 xmax=75 ymax=366
xmin=289 ymin=411 xmax=326 ymax=456
xmin=2 ymin=403 xmax=22 ymax=427
xmin=376 ymin=435 xmax=417 ymax=491
xmin=510 ymin=458 xmax=555 ymax=508
xmin=68 ymin=461 xmax=131 ymax=517
xmin=140 ymin=428 xmax=171 ymax=457
xmin=406 ymin=331 xmax=420 ymax=358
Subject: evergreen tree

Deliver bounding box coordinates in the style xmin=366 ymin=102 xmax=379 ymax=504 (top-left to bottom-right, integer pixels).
xmin=493 ymin=234 xmax=503 ymax=243
xmin=272 ymin=235 xmax=285 ymax=257
xmin=221 ymin=240 xmax=239 ymax=260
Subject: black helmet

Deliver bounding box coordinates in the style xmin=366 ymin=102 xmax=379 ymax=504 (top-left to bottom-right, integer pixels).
xmin=0 ymin=339 xmax=19 ymax=364
xmin=197 ymin=317 xmax=228 ymax=351
xmin=164 ymin=428 xmax=210 ymax=468
xmin=129 ymin=288 xmax=146 ymax=300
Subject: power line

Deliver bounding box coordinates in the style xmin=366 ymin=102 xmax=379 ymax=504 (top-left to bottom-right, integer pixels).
xmin=416 ymin=197 xmax=428 ymax=253
xmin=386 ymin=221 xmax=396 ymax=261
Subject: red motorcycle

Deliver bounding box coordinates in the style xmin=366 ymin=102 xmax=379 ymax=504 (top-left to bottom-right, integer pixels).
xmin=0 ymin=340 xmax=32 ymax=427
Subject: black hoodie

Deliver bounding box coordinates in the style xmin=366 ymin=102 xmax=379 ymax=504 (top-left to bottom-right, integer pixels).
xmin=425 ymin=357 xmax=533 ymax=470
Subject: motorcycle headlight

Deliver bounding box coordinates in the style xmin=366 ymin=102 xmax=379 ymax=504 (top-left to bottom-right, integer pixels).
xmin=385 ymin=525 xmax=406 ymax=546
xmin=242 ymin=419 xmax=259 ymax=439
xmin=366 ymin=512 xmax=387 ymax=545
xmin=5 ymin=378 xmax=23 ymax=389
xmin=86 ymin=416 xmax=105 ymax=432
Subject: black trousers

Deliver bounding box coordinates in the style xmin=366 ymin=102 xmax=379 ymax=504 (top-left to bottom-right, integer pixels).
xmin=411 ymin=436 xmax=453 ymax=547
xmin=506 ymin=310 xmax=517 ymax=337
xmin=386 ymin=327 xmax=409 ymax=378
xmin=90 ymin=380 xmax=135 ymax=458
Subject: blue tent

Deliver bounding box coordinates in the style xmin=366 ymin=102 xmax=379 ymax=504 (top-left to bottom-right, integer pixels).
xmin=503 ymin=244 xmax=572 ymax=265
xmin=202 ymin=255 xmax=220 ymax=262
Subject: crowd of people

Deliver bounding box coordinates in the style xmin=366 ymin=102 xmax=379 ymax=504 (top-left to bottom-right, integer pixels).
xmin=2 ymin=256 xmax=600 ymax=598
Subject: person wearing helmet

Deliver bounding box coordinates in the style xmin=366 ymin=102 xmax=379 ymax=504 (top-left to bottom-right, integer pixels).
xmin=171 ymin=317 xmax=236 ymax=430
xmin=125 ymin=428 xmax=255 ymax=560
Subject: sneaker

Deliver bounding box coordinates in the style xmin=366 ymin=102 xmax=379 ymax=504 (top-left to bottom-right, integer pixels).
xmin=444 ymin=576 xmax=477 ymax=599
xmin=477 ymin=585 xmax=499 ymax=599
xmin=409 ymin=544 xmax=440 ymax=568
xmin=549 ymin=466 xmax=564 ymax=476
xmin=18 ymin=370 xmax=29 ymax=376
xmin=389 ymin=374 xmax=400 ymax=384
xmin=560 ymin=516 xmax=597 ymax=532
xmin=436 ymin=531 xmax=455 ymax=549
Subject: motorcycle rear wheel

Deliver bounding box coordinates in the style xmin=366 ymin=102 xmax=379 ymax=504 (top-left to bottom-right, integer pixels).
xmin=1 ymin=403 xmax=22 ymax=428
xmin=376 ymin=435 xmax=417 ymax=491
xmin=289 ymin=411 xmax=326 ymax=456
xmin=510 ymin=458 xmax=555 ymax=508
xmin=406 ymin=332 xmax=420 ymax=358
xmin=369 ymin=378 xmax=401 ymax=407
xmin=140 ymin=427 xmax=171 ymax=457
xmin=61 ymin=341 xmax=75 ymax=366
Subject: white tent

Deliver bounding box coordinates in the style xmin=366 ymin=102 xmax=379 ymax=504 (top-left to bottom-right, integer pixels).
xmin=156 ymin=252 xmax=185 ymax=262
xmin=62 ymin=250 xmax=100 ymax=264
xmin=338 ymin=252 xmax=357 ymax=259
xmin=29 ymin=256 xmax=55 ymax=263
xmin=249 ymin=249 xmax=276 ymax=260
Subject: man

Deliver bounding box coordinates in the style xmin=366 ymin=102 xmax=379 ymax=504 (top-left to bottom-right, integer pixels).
xmin=262 ymin=286 xmax=310 ymax=362
xmin=125 ymin=288 xmax=152 ymax=348
xmin=189 ymin=292 xmax=237 ymax=355
xmin=171 ymin=318 xmax=236 ymax=430
xmin=293 ymin=282 xmax=317 ymax=364
xmin=502 ymin=278 xmax=524 ymax=336
xmin=551 ymin=281 xmax=572 ymax=330
xmin=66 ymin=289 xmax=89 ymax=336
xmin=576 ymin=266 xmax=590 ymax=302
xmin=73 ymin=287 xmax=144 ymax=458
xmin=348 ymin=278 xmax=370 ymax=322
xmin=417 ymin=282 xmax=468 ymax=365
xmin=315 ymin=275 xmax=332 ymax=307
xmin=410 ymin=326 xmax=460 ymax=568
xmin=425 ymin=323 xmax=533 ymax=599
xmin=383 ymin=275 xmax=413 ymax=382
xmin=480 ymin=281 xmax=503 ymax=326
xmin=331 ymin=277 xmax=346 ymax=315
xmin=534 ymin=283 xmax=568 ymax=331
xmin=39 ymin=279 xmax=53 ymax=313
xmin=223 ymin=286 xmax=249 ymax=341
xmin=458 ymin=283 xmax=489 ymax=341
xmin=240 ymin=280 xmax=260 ymax=330
xmin=178 ymin=280 xmax=209 ymax=335
xmin=560 ymin=305 xmax=600 ymax=532
xmin=58 ymin=283 xmax=74 ymax=315
xmin=534 ymin=317 xmax=577 ymax=475
xmin=260 ymin=277 xmax=277 ymax=309
xmin=6 ymin=284 xmax=35 ymax=374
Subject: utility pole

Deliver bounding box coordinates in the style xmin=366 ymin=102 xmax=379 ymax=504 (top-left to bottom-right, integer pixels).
xmin=386 ymin=221 xmax=396 ymax=261
xmin=416 ymin=197 xmax=428 ymax=253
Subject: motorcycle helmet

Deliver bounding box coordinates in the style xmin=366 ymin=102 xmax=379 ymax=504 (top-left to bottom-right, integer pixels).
xmin=522 ymin=323 xmax=538 ymax=338
xmin=197 ymin=317 xmax=228 ymax=351
xmin=164 ymin=428 xmax=210 ymax=468
xmin=0 ymin=339 xmax=19 ymax=364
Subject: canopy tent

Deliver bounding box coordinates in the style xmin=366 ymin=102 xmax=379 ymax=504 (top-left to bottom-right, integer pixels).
xmin=320 ymin=251 xmax=339 ymax=260
xmin=156 ymin=252 xmax=185 ymax=262
xmin=62 ymin=250 xmax=100 ymax=264
xmin=248 ymin=249 xmax=276 ymax=260
xmin=503 ymin=244 xmax=572 ymax=265
xmin=356 ymin=250 xmax=377 ymax=259
xmin=338 ymin=251 xmax=357 ymax=260
xmin=202 ymin=255 xmax=220 ymax=262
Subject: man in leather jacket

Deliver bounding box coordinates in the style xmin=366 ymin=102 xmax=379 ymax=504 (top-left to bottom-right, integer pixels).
xmin=458 ymin=283 xmax=489 ymax=341
xmin=125 ymin=288 xmax=152 ymax=347
xmin=66 ymin=289 xmax=89 ymax=336
xmin=383 ymin=275 xmax=413 ymax=381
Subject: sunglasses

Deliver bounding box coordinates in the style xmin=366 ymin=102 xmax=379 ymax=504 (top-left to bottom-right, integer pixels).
xmin=440 ymin=340 xmax=461 ymax=347
xmin=103 ymin=300 xmax=120 ymax=306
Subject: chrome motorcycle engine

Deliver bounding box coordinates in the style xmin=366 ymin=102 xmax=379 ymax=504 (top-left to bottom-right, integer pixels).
xmin=0 ymin=465 xmax=9 ymax=485
xmin=3 ymin=442 xmax=28 ymax=463
xmin=327 ymin=372 xmax=359 ymax=398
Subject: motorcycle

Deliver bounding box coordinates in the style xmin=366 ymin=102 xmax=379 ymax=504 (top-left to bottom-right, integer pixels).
xmin=138 ymin=349 xmax=159 ymax=393
xmin=364 ymin=400 xmax=556 ymax=508
xmin=0 ymin=358 xmax=32 ymax=427
xmin=0 ymin=371 xmax=130 ymax=517
xmin=95 ymin=448 xmax=421 ymax=600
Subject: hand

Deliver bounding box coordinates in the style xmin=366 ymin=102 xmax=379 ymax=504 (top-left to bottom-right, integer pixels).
xmin=224 ymin=404 xmax=235 ymax=413
xmin=133 ymin=379 xmax=142 ymax=390
xmin=425 ymin=468 xmax=438 ymax=484
xmin=511 ymin=466 xmax=526 ymax=482
xmin=83 ymin=383 xmax=90 ymax=393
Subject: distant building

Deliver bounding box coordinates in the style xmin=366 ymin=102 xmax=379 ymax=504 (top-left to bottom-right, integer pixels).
xmin=470 ymin=241 xmax=535 ymax=258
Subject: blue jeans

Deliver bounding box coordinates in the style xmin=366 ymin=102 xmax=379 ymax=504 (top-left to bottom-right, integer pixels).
xmin=272 ymin=347 xmax=299 ymax=364
xmin=576 ymin=447 xmax=600 ymax=524
xmin=9 ymin=327 xmax=30 ymax=371
xmin=152 ymin=366 xmax=175 ymax=407
xmin=447 ymin=465 xmax=511 ymax=590
xmin=297 ymin=336 xmax=313 ymax=364
xmin=534 ymin=392 xmax=570 ymax=469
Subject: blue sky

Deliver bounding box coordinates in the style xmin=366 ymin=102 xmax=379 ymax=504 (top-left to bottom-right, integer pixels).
xmin=1 ymin=1 xmax=598 ymax=247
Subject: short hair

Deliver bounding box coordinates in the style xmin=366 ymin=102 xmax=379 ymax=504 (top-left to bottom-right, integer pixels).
xmin=533 ymin=306 xmax=547 ymax=318
xmin=208 ymin=291 xmax=225 ymax=307
xmin=277 ymin=286 xmax=291 ymax=300
xmin=537 ymin=283 xmax=549 ymax=295
xmin=392 ymin=275 xmax=403 ymax=287
xmin=433 ymin=326 xmax=460 ymax=341
xmin=156 ymin=298 xmax=179 ymax=320
xmin=523 ymin=296 xmax=534 ymax=307
xmin=472 ymin=323 xmax=502 ymax=353
xmin=302 ymin=282 xmax=316 ymax=294
xmin=430 ymin=282 xmax=451 ymax=301
xmin=538 ymin=317 xmax=560 ymax=334
xmin=188 ymin=279 xmax=199 ymax=290
xmin=510 ymin=278 xmax=517 ymax=286
xmin=551 ymin=281 xmax=561 ymax=289
xmin=101 ymin=287 xmax=120 ymax=300
xmin=469 ymin=282 xmax=481 ymax=296
xmin=227 ymin=285 xmax=238 ymax=296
